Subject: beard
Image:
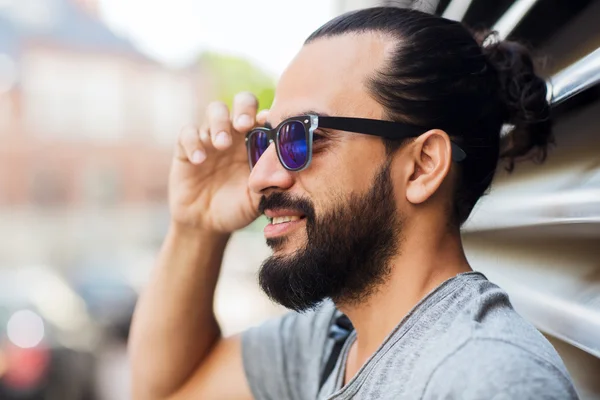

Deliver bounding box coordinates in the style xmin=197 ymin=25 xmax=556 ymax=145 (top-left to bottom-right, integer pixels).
xmin=257 ymin=160 xmax=402 ymax=312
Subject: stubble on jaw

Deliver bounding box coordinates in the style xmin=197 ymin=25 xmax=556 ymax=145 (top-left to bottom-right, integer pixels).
xmin=257 ymin=159 xmax=403 ymax=312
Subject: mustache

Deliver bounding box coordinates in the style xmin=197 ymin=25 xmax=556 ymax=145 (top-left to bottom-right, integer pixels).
xmin=258 ymin=192 xmax=316 ymax=221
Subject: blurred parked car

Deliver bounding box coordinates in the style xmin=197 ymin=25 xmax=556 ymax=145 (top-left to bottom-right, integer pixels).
xmin=69 ymin=263 xmax=139 ymax=342
xmin=0 ymin=266 xmax=100 ymax=400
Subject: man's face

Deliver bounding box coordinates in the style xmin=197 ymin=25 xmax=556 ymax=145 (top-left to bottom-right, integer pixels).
xmin=248 ymin=33 xmax=406 ymax=311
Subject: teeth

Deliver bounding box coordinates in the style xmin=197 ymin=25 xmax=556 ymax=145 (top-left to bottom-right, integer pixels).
xmin=271 ymin=216 xmax=301 ymax=225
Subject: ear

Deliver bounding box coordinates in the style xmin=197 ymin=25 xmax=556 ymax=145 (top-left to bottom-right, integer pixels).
xmin=405 ymin=129 xmax=453 ymax=205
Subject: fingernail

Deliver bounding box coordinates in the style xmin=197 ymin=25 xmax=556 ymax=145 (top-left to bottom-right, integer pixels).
xmin=237 ymin=114 xmax=252 ymax=127
xmin=192 ymin=150 xmax=206 ymax=164
xmin=215 ymin=131 xmax=231 ymax=147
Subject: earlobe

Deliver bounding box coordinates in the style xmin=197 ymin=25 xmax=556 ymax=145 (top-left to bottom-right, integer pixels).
xmin=405 ymin=129 xmax=453 ymax=205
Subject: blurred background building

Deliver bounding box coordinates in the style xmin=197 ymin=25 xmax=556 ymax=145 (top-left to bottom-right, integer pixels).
xmin=0 ymin=0 xmax=285 ymax=398
xmin=0 ymin=0 xmax=198 ymax=270
xmin=0 ymin=0 xmax=598 ymax=399
xmin=0 ymin=1 xmax=203 ymax=397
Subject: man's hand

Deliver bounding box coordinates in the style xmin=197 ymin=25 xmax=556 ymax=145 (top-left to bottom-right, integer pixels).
xmin=170 ymin=92 xmax=268 ymax=233
xmin=130 ymin=92 xmax=267 ymax=400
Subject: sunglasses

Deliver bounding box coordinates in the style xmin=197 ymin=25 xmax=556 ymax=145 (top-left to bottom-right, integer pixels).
xmin=245 ymin=114 xmax=467 ymax=172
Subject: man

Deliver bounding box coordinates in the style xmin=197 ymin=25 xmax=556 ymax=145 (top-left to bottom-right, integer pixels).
xmin=129 ymin=7 xmax=577 ymax=400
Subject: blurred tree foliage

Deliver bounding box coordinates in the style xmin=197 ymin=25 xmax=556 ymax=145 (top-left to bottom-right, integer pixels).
xmin=199 ymin=52 xmax=276 ymax=111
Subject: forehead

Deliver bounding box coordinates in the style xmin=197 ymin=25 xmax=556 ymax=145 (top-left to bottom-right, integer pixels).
xmin=269 ymin=32 xmax=393 ymax=125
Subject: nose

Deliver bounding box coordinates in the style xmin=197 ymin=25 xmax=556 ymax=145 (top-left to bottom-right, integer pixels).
xmin=248 ymin=142 xmax=294 ymax=195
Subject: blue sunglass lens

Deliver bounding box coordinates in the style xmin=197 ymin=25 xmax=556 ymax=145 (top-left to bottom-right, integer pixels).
xmin=278 ymin=121 xmax=307 ymax=170
xmin=248 ymin=130 xmax=269 ymax=168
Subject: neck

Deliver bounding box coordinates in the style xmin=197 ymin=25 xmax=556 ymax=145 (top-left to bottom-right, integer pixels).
xmin=337 ymin=222 xmax=471 ymax=377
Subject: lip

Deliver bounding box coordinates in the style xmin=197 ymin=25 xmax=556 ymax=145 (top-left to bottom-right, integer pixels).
xmin=264 ymin=209 xmax=306 ymax=219
xmin=264 ymin=217 xmax=306 ymax=239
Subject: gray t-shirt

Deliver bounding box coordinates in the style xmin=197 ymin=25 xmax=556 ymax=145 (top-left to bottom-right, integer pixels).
xmin=242 ymin=272 xmax=578 ymax=399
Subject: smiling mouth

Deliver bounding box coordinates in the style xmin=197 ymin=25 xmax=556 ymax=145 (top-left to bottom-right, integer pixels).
xmin=268 ymin=215 xmax=307 ymax=225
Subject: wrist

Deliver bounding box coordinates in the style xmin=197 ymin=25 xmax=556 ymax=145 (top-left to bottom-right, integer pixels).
xmin=168 ymin=221 xmax=231 ymax=247
xmin=163 ymin=221 xmax=230 ymax=299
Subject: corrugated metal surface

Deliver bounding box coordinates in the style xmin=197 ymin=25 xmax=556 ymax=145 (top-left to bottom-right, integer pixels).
xmin=456 ymin=1 xmax=600 ymax=398
xmin=335 ymin=0 xmax=600 ymax=397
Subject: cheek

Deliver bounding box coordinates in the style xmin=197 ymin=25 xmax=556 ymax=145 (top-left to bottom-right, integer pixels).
xmin=297 ymin=137 xmax=385 ymax=207
xmin=296 ymin=171 xmax=340 ymax=215
xmin=328 ymin=138 xmax=385 ymax=193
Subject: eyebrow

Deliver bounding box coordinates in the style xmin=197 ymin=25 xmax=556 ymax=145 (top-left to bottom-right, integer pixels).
xmin=265 ymin=109 xmax=332 ymax=129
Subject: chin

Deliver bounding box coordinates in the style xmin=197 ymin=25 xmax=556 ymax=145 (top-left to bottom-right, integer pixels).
xmin=267 ymin=234 xmax=305 ymax=255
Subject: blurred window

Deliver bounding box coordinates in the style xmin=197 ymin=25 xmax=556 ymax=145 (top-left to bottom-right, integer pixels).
xmin=80 ymin=61 xmax=123 ymax=140
xmin=23 ymin=54 xmax=75 ymax=137
xmin=0 ymin=93 xmax=12 ymax=133
xmin=0 ymin=54 xmax=18 ymax=95
xmin=124 ymin=65 xmax=153 ymax=137
xmin=22 ymin=52 xmax=124 ymax=140
xmin=150 ymin=72 xmax=195 ymax=145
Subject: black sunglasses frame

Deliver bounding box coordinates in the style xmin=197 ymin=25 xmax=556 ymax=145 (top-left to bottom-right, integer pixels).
xmin=245 ymin=114 xmax=467 ymax=172
xmin=245 ymin=115 xmax=317 ymax=172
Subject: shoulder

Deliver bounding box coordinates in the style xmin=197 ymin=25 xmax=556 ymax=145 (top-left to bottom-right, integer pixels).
xmin=418 ymin=274 xmax=577 ymax=399
xmin=422 ymin=337 xmax=578 ymax=400
xmin=242 ymin=299 xmax=337 ymax=352
xmin=241 ymin=301 xmax=338 ymax=400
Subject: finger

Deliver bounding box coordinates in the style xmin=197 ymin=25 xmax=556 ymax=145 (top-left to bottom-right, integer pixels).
xmin=232 ymin=92 xmax=259 ymax=132
xmin=197 ymin=124 xmax=218 ymax=156
xmin=176 ymin=126 xmax=207 ymax=165
xmin=206 ymin=101 xmax=232 ymax=150
xmin=256 ymin=109 xmax=270 ymax=126
xmin=199 ymin=124 xmax=211 ymax=145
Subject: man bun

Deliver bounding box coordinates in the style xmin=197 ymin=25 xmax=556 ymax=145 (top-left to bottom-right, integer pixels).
xmin=474 ymin=30 xmax=554 ymax=171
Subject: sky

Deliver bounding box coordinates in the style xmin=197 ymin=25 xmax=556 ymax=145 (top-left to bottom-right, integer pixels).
xmin=97 ymin=0 xmax=338 ymax=77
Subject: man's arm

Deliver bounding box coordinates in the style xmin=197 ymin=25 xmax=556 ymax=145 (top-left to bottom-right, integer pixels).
xmin=128 ymin=93 xmax=265 ymax=399
xmin=128 ymin=225 xmax=252 ymax=400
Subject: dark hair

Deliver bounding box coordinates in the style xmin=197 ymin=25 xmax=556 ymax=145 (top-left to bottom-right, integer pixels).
xmin=306 ymin=7 xmax=552 ymax=225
